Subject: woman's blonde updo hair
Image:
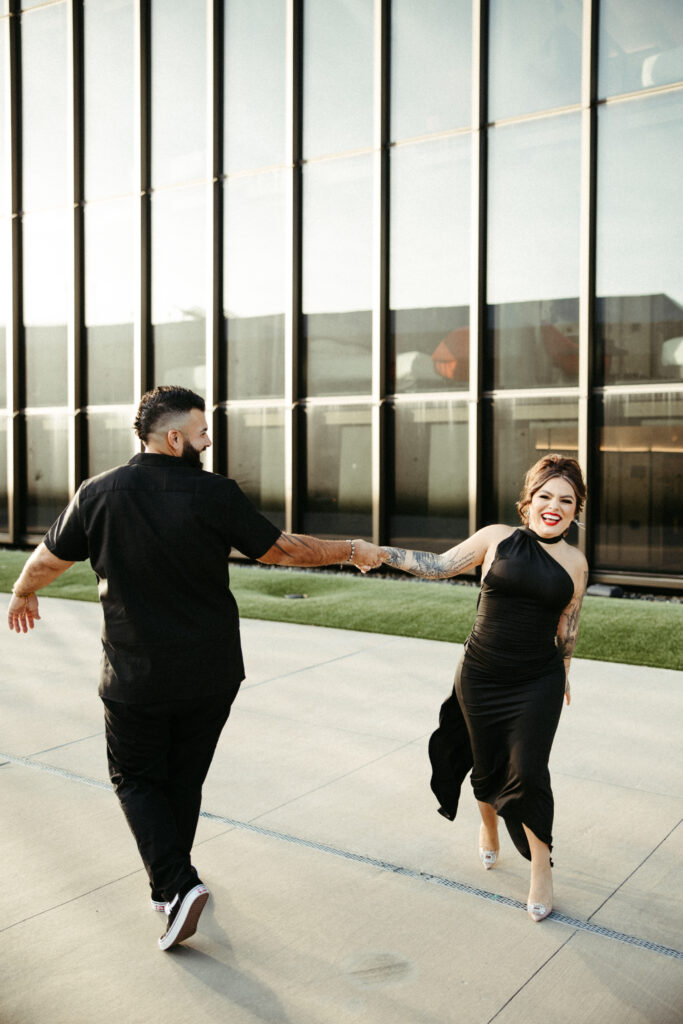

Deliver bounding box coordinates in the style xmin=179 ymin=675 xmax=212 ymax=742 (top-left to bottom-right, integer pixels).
xmin=516 ymin=454 xmax=587 ymax=525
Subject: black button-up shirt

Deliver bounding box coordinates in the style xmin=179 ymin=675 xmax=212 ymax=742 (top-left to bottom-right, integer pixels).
xmin=44 ymin=453 xmax=282 ymax=702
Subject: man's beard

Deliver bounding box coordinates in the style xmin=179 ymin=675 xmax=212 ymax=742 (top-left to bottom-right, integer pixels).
xmin=180 ymin=438 xmax=203 ymax=468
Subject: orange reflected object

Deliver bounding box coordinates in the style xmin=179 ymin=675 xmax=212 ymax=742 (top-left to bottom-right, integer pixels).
xmin=431 ymin=327 xmax=470 ymax=382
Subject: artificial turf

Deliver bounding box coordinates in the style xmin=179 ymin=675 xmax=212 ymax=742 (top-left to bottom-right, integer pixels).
xmin=0 ymin=549 xmax=680 ymax=671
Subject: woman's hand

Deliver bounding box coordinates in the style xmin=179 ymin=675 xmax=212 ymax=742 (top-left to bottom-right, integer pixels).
xmin=564 ymin=677 xmax=571 ymax=706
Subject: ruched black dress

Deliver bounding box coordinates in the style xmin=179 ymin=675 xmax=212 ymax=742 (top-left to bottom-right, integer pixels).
xmin=428 ymin=527 xmax=574 ymax=860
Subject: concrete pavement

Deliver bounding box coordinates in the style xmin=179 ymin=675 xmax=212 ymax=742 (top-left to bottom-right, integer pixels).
xmin=1 ymin=595 xmax=681 ymax=1024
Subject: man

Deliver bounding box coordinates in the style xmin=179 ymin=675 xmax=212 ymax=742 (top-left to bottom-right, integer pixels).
xmin=8 ymin=385 xmax=381 ymax=951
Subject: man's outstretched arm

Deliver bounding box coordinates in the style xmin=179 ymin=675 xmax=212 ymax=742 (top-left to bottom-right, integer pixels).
xmin=258 ymin=534 xmax=382 ymax=574
xmin=7 ymin=543 xmax=75 ymax=634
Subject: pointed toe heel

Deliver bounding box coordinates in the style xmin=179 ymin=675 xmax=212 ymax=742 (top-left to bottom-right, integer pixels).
xmin=527 ymin=902 xmax=551 ymax=922
xmin=479 ymin=847 xmax=498 ymax=870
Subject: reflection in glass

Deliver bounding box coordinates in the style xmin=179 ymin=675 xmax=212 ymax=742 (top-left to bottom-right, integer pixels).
xmin=224 ymin=406 xmax=285 ymax=529
xmin=302 ymin=156 xmax=372 ymax=396
xmin=390 ymin=401 xmax=468 ymax=549
xmin=84 ymin=0 xmax=135 ymax=199
xmin=303 ymin=403 xmax=372 ymax=538
xmin=87 ymin=409 xmax=137 ymax=477
xmin=485 ymin=396 xmax=578 ymax=526
xmin=151 ymin=0 xmax=207 ymax=188
xmin=0 ymin=20 xmax=8 ymax=213
xmin=596 ymin=93 xmax=683 ymax=386
xmin=224 ymin=0 xmax=287 ymax=173
xmin=224 ymin=171 xmax=285 ymax=400
xmin=25 ymin=413 xmax=69 ymax=531
xmin=599 ymin=0 xmax=683 ymax=98
xmin=488 ymin=0 xmax=582 ymax=121
xmin=21 ymin=3 xmax=68 ymax=210
xmin=390 ymin=0 xmax=471 ymax=141
xmin=151 ymin=186 xmax=206 ymax=393
xmin=0 ymin=415 xmax=7 ymax=532
xmin=303 ymin=0 xmax=373 ymax=159
xmin=390 ymin=137 xmax=470 ymax=394
xmin=0 ymin=219 xmax=8 ymax=408
xmin=595 ymin=392 xmax=683 ymax=573
xmin=23 ymin=210 xmax=70 ymax=407
xmin=487 ymin=115 xmax=581 ymax=390
xmin=85 ymin=199 xmax=136 ymax=405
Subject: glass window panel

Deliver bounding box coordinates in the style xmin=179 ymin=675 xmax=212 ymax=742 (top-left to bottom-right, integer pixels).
xmin=151 ymin=186 xmax=206 ymax=393
xmin=596 ymin=93 xmax=683 ymax=386
xmin=224 ymin=0 xmax=287 ymax=173
xmin=595 ymin=391 xmax=683 ymax=574
xmin=485 ymin=396 xmax=579 ymax=526
xmin=21 ymin=3 xmax=68 ymax=211
xmin=224 ymin=405 xmax=286 ymax=529
xmin=0 ymin=414 xmax=7 ymax=532
xmin=303 ymin=403 xmax=372 ymax=538
xmin=0 ymin=19 xmax=9 ymax=213
xmin=23 ymin=210 xmax=70 ymax=407
xmin=390 ymin=136 xmax=470 ymax=394
xmin=303 ymin=0 xmax=373 ymax=159
xmin=87 ymin=409 xmax=137 ymax=477
xmin=83 ymin=0 xmax=136 ymax=200
xmin=302 ymin=155 xmax=372 ymax=396
xmin=390 ymin=400 xmax=469 ymax=549
xmin=487 ymin=115 xmax=581 ymax=390
xmin=599 ymin=0 xmax=683 ymax=98
xmin=151 ymin=0 xmax=207 ymax=188
xmin=390 ymin=0 xmax=471 ymax=141
xmin=488 ymin=0 xmax=583 ymax=121
xmin=25 ymin=413 xmax=69 ymax=532
xmin=84 ymin=198 xmax=136 ymax=405
xmin=224 ymin=171 xmax=286 ymax=400
xmin=0 ymin=219 xmax=8 ymax=408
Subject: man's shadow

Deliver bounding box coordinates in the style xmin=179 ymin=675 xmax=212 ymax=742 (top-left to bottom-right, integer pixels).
xmin=167 ymin=898 xmax=294 ymax=1024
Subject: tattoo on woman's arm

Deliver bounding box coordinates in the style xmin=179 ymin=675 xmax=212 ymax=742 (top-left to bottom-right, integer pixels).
xmin=557 ymin=571 xmax=587 ymax=659
xmin=383 ymin=546 xmax=476 ymax=579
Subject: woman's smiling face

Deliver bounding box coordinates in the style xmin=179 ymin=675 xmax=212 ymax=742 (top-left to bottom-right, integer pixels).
xmin=528 ymin=475 xmax=578 ymax=540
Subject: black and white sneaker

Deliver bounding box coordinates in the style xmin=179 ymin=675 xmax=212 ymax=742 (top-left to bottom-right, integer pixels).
xmin=158 ymin=881 xmax=210 ymax=951
xmin=151 ymin=894 xmax=166 ymax=913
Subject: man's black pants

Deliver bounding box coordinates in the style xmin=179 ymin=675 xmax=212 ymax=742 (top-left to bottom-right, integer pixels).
xmin=102 ymin=690 xmax=236 ymax=901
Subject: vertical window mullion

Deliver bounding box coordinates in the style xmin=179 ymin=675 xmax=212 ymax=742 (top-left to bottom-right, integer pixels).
xmin=371 ymin=0 xmax=388 ymax=544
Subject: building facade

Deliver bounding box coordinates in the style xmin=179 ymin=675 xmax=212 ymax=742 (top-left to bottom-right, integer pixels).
xmin=1 ymin=0 xmax=682 ymax=586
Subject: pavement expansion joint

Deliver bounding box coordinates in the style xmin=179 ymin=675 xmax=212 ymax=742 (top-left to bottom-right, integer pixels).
xmin=3 ymin=749 xmax=682 ymax=962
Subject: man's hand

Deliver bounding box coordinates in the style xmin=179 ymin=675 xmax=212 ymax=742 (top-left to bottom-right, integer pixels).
xmin=350 ymin=540 xmax=383 ymax=574
xmin=8 ymin=592 xmax=41 ymax=634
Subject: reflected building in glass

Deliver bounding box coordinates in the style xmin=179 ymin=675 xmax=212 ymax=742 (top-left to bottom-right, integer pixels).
xmin=1 ymin=0 xmax=681 ymax=586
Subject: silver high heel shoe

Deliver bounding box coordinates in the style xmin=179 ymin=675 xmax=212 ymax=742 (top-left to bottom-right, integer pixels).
xmin=479 ymin=847 xmax=498 ymax=870
xmin=478 ymin=823 xmax=499 ymax=869
xmin=527 ymin=901 xmax=551 ymax=922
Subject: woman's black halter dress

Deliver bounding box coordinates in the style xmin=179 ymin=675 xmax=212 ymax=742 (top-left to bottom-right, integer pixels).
xmin=428 ymin=526 xmax=575 ymax=860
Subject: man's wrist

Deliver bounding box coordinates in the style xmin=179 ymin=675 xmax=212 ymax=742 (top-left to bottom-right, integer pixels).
xmin=12 ymin=586 xmax=35 ymax=599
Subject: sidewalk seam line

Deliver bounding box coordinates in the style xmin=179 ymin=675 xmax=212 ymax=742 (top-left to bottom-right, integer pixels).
xmin=2 ymin=750 xmax=682 ymax=961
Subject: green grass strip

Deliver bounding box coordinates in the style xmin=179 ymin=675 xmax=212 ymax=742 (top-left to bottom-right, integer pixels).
xmin=1 ymin=549 xmax=680 ymax=670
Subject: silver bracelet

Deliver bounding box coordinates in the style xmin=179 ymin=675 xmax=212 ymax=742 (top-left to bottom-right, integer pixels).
xmin=346 ymin=540 xmax=355 ymax=564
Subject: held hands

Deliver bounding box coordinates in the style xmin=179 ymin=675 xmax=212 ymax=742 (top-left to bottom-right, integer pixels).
xmin=7 ymin=592 xmax=41 ymax=634
xmin=349 ymin=539 xmax=384 ymax=574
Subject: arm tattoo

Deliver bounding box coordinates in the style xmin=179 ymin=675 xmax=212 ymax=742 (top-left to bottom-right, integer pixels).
xmin=382 ymin=546 xmax=477 ymax=580
xmin=557 ymin=570 xmax=588 ymax=660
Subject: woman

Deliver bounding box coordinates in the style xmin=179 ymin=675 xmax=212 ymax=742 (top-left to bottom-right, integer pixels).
xmin=380 ymin=454 xmax=588 ymax=921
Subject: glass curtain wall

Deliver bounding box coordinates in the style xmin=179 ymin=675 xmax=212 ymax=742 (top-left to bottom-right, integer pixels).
xmin=1 ymin=0 xmax=682 ymax=585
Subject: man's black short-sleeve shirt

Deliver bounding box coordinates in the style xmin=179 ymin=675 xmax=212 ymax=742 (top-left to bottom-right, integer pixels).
xmin=44 ymin=453 xmax=281 ymax=702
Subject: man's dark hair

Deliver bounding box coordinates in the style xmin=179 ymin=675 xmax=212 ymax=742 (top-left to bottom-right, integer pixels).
xmin=134 ymin=386 xmax=205 ymax=443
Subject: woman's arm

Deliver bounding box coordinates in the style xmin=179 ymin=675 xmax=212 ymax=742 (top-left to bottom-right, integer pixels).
xmin=556 ymin=560 xmax=589 ymax=705
xmin=380 ymin=525 xmax=505 ymax=580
